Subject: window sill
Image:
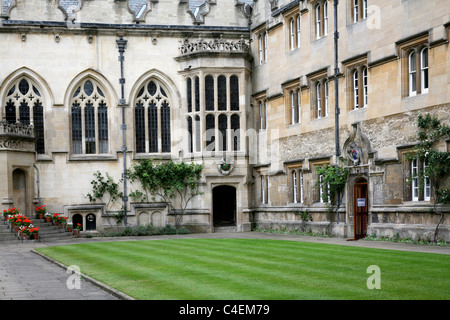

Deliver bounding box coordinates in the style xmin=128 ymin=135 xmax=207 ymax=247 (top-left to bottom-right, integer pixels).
xmin=69 ymin=154 xmax=117 ymax=161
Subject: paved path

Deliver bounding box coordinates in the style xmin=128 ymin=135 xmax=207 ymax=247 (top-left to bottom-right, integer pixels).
xmin=1 ymin=232 xmax=449 ymax=300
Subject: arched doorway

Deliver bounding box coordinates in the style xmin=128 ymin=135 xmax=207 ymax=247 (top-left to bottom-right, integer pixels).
xmin=86 ymin=213 xmax=96 ymax=231
xmin=72 ymin=214 xmax=83 ymax=231
xmin=353 ymin=178 xmax=368 ymax=239
xmin=12 ymin=169 xmax=27 ymax=213
xmin=213 ymin=185 xmax=236 ymax=227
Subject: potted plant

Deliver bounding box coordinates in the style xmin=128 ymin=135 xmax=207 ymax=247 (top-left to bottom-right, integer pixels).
xmin=66 ymin=222 xmax=73 ymax=232
xmin=35 ymin=205 xmax=46 ymax=219
xmin=3 ymin=208 xmax=19 ymax=221
xmin=20 ymin=226 xmax=31 ymax=239
xmin=74 ymin=223 xmax=82 ymax=237
xmin=29 ymin=226 xmax=39 ymax=240
xmin=52 ymin=213 xmax=61 ymax=226
xmin=58 ymin=216 xmax=67 ymax=229
xmin=44 ymin=212 xmax=52 ymax=223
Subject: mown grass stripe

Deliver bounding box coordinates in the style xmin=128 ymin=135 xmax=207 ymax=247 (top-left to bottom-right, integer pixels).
xmin=36 ymin=239 xmax=450 ymax=300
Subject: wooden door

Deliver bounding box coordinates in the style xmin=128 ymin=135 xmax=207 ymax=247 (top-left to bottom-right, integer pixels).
xmin=353 ymin=180 xmax=368 ymax=239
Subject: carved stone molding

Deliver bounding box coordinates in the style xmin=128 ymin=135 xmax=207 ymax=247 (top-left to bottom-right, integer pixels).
xmin=179 ymin=34 xmax=250 ymax=56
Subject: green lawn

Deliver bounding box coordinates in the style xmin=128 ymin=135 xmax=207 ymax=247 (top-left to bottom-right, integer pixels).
xmin=36 ymin=239 xmax=450 ymax=300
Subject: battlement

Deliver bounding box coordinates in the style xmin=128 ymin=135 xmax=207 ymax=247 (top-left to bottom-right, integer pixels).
xmin=1 ymin=0 xmax=255 ymax=27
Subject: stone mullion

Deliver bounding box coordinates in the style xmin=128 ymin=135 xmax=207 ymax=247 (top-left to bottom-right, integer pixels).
xmin=80 ymin=101 xmax=86 ymax=154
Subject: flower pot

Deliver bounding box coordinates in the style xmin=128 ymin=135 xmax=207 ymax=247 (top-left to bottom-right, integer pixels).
xmin=53 ymin=221 xmax=58 ymax=226
xmin=38 ymin=213 xmax=44 ymax=219
xmin=74 ymin=230 xmax=79 ymax=237
xmin=45 ymin=216 xmax=51 ymax=223
xmin=67 ymin=227 xmax=73 ymax=232
xmin=32 ymin=233 xmax=39 ymax=240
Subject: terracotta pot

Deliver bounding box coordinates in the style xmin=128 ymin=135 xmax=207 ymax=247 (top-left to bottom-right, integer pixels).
xmin=38 ymin=213 xmax=44 ymax=219
xmin=45 ymin=216 xmax=51 ymax=222
xmin=32 ymin=233 xmax=39 ymax=240
xmin=67 ymin=227 xmax=73 ymax=232
xmin=53 ymin=221 xmax=58 ymax=226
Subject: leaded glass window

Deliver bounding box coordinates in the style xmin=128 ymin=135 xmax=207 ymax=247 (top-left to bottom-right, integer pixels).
xmin=230 ymin=76 xmax=239 ymax=111
xmin=185 ymin=73 xmax=243 ymax=154
xmin=4 ymin=77 xmax=45 ymax=154
xmin=134 ymin=80 xmax=171 ymax=154
xmin=218 ymin=76 xmax=227 ymax=111
xmin=205 ymin=75 xmax=214 ymax=111
xmin=71 ymin=79 xmax=109 ymax=155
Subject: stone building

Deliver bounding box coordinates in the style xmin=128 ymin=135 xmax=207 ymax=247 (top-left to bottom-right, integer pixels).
xmin=1 ymin=0 xmax=449 ymax=240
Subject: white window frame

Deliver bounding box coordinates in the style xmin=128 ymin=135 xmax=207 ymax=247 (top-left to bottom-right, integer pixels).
xmin=353 ymin=0 xmax=359 ymax=23
xmin=353 ymin=70 xmax=359 ymax=109
xmin=315 ymin=4 xmax=321 ymax=39
xmin=264 ymin=32 xmax=268 ymax=63
xmin=363 ymin=67 xmax=368 ymax=107
xmin=296 ymin=15 xmax=301 ymax=48
xmin=299 ymin=171 xmax=304 ymax=203
xmin=408 ymin=51 xmax=417 ymax=97
xmin=424 ymin=160 xmax=431 ymax=201
xmin=420 ymin=47 xmax=428 ymax=94
xmin=324 ymin=80 xmax=329 ymax=117
xmin=293 ymin=171 xmax=298 ymax=203
xmin=290 ymin=18 xmax=295 ymax=51
xmin=411 ymin=158 xmax=419 ymax=201
xmin=258 ymin=34 xmax=264 ymax=65
xmin=316 ymin=82 xmax=322 ymax=118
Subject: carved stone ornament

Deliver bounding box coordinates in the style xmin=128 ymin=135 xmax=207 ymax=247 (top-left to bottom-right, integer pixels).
xmin=342 ymin=122 xmax=371 ymax=166
xmin=346 ymin=141 xmax=362 ymax=165
xmin=217 ymin=158 xmax=234 ymax=175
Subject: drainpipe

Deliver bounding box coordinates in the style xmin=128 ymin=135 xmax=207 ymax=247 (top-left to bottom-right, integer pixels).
xmin=334 ymin=0 xmax=341 ymax=224
xmin=34 ymin=164 xmax=41 ymax=207
xmin=116 ymin=36 xmax=128 ymax=226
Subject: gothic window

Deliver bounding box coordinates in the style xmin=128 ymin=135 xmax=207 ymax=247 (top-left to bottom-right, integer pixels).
xmin=4 ymin=78 xmax=45 ymax=154
xmin=71 ymin=79 xmax=109 ymax=155
xmin=186 ymin=73 xmax=242 ymax=153
xmin=134 ymin=80 xmax=172 ymax=154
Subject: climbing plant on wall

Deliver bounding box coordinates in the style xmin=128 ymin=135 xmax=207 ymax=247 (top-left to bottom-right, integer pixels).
xmin=127 ymin=159 xmax=204 ymax=228
xmin=407 ymin=113 xmax=450 ymax=242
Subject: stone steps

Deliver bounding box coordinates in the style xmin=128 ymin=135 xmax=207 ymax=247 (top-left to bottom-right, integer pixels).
xmin=0 ymin=216 xmax=76 ymax=243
